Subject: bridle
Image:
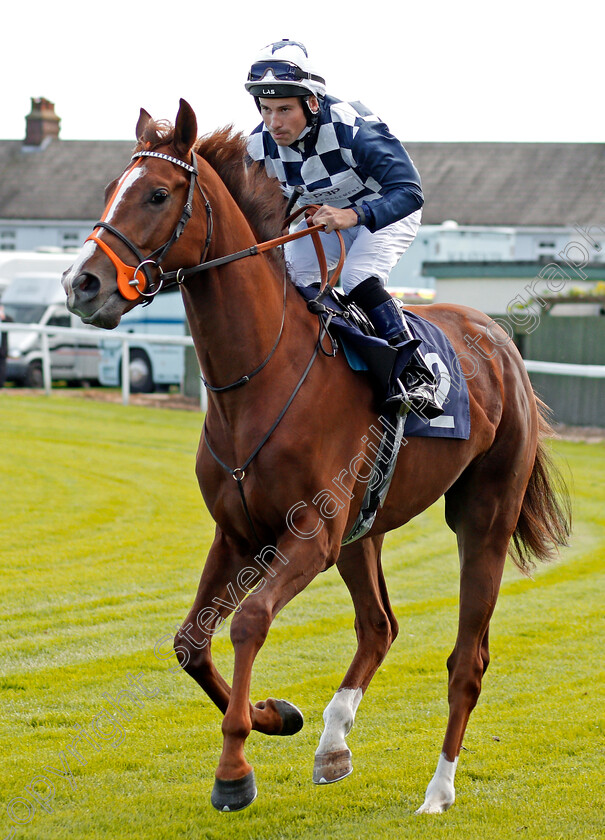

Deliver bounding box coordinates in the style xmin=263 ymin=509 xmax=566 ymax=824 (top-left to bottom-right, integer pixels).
xmin=86 ymin=150 xmax=212 ymax=304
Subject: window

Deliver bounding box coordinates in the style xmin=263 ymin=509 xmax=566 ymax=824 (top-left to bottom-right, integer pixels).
xmin=0 ymin=230 xmax=16 ymax=251
xmin=536 ymin=240 xmax=556 ymax=262
xmin=48 ymin=313 xmax=71 ymax=328
xmin=61 ymin=232 xmax=82 ymax=248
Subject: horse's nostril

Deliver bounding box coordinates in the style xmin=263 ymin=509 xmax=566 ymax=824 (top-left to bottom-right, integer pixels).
xmin=74 ymin=272 xmax=101 ymax=302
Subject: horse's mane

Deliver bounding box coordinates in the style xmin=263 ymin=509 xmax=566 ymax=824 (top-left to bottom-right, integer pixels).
xmin=134 ymin=121 xmax=287 ymax=251
xmin=195 ymin=128 xmax=287 ymax=246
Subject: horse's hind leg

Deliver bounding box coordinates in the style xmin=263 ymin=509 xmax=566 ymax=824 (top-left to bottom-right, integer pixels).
xmin=314 ymin=535 xmax=398 ymax=784
xmin=416 ymin=457 xmax=528 ymax=814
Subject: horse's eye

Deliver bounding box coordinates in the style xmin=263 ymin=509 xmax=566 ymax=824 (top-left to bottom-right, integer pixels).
xmin=150 ymin=189 xmax=169 ymax=205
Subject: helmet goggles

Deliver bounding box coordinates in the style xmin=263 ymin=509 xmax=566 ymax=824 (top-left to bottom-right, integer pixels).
xmin=248 ymin=60 xmax=325 ymax=86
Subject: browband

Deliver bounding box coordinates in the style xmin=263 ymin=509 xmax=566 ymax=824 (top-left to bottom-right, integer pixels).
xmin=131 ymin=150 xmax=198 ymax=174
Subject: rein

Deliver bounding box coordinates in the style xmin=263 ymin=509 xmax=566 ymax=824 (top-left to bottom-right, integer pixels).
xmin=198 ymin=202 xmax=343 ymax=393
xmin=87 ymin=147 xmax=344 ymax=389
xmin=161 ymin=204 xmax=343 ymax=294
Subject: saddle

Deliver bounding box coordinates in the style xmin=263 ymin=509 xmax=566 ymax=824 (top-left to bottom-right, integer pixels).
xmin=296 ymin=283 xmax=420 ymax=396
xmin=298 ymin=282 xmax=471 ymax=441
xmin=312 ymin=285 xmax=376 ymax=336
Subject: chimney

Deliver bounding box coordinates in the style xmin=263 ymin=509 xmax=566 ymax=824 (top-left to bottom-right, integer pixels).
xmin=24 ymin=97 xmax=61 ymax=146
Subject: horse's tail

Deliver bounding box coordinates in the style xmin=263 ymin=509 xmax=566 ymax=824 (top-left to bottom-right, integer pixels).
xmin=509 ymin=397 xmax=572 ymax=575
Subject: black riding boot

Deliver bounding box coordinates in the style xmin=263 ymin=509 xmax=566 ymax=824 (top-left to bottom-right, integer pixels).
xmin=348 ymin=278 xmax=443 ymax=420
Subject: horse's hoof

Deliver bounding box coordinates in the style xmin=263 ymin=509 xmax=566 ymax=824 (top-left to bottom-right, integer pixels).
xmin=274 ymin=699 xmax=304 ymax=736
xmin=211 ymin=770 xmax=257 ymax=812
xmin=415 ymin=797 xmax=454 ymax=815
xmin=313 ymin=748 xmax=353 ymax=784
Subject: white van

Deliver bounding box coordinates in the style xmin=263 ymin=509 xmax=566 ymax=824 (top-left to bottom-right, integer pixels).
xmin=98 ymin=289 xmax=186 ymax=392
xmin=0 ymin=252 xmax=75 ymax=299
xmin=1 ymin=261 xmax=101 ymax=388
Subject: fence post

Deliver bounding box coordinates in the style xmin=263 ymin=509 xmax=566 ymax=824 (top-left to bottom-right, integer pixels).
xmin=121 ymin=338 xmax=130 ymax=406
xmin=40 ymin=331 xmax=52 ymax=395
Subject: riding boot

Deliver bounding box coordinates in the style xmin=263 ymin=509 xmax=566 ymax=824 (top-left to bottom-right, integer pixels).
xmin=365 ymin=297 xmax=444 ymax=420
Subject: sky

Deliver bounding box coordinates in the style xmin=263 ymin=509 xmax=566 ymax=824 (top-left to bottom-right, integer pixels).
xmin=2 ymin=1 xmax=603 ymax=144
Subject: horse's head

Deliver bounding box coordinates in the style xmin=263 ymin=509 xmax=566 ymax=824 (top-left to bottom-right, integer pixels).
xmin=63 ymin=99 xmax=200 ymax=329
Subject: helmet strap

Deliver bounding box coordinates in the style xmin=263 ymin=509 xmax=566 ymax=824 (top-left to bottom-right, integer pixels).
xmin=302 ymin=95 xmax=321 ymax=126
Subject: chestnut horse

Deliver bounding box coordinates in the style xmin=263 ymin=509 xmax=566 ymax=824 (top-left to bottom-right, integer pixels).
xmin=63 ymin=100 xmax=570 ymax=814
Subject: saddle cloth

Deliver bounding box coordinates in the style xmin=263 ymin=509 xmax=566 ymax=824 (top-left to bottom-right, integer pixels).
xmin=297 ymin=285 xmax=470 ymax=440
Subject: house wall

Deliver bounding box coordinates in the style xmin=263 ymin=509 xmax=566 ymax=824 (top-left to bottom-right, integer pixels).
xmin=0 ymin=220 xmax=91 ymax=252
xmin=514 ymin=227 xmax=605 ymax=263
xmin=390 ymin=224 xmax=517 ymax=288
xmin=434 ymin=275 xmax=599 ymax=316
xmin=391 ymin=223 xmax=605 ymax=289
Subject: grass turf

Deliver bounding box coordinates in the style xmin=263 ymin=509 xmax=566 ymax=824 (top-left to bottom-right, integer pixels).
xmin=0 ymin=393 xmax=603 ymax=839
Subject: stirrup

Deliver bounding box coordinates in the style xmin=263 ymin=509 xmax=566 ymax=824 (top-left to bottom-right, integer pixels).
xmin=405 ymin=382 xmax=444 ymax=420
xmin=383 ymin=379 xmax=443 ymax=421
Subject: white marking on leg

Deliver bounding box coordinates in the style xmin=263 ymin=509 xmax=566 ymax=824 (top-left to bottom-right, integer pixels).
xmin=316 ymin=687 xmax=362 ymax=755
xmin=415 ymin=752 xmax=458 ymax=814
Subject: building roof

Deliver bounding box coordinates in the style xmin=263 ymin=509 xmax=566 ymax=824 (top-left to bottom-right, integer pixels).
xmin=0 ymin=139 xmax=134 ymax=221
xmin=405 ymin=141 xmax=605 ymax=227
xmin=1 ymin=133 xmax=604 ymax=227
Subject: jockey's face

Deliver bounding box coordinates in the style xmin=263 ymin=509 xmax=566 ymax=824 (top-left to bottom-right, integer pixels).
xmin=259 ymin=97 xmax=313 ymax=146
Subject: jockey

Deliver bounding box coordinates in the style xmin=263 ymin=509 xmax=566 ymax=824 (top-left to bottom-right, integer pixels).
xmin=245 ymin=38 xmax=442 ymax=419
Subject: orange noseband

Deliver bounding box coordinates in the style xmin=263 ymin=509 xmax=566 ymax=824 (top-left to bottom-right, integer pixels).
xmin=84 ymin=233 xmax=148 ymax=301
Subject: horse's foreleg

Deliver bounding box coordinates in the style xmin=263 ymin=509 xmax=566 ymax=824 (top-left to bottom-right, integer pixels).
xmin=174 ymin=528 xmax=251 ymax=714
xmin=416 ymin=515 xmax=510 ymax=814
xmin=212 ymin=529 xmax=333 ymax=811
xmin=176 ymin=528 xmax=303 ymax=739
xmin=314 ymin=535 xmax=398 ymax=784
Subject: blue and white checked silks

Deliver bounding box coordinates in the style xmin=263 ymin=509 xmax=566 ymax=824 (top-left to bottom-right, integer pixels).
xmin=247 ymin=95 xmax=423 ymax=233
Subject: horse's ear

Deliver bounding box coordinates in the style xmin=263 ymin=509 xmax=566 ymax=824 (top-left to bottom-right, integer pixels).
xmin=136 ymin=108 xmax=153 ymax=141
xmin=173 ymin=99 xmax=197 ymax=156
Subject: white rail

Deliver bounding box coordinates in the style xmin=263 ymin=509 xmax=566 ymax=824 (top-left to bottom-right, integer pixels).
xmin=0 ymin=322 xmax=204 ymax=408
xmin=2 ymin=323 xmax=604 ymax=409
xmin=522 ymin=359 xmax=605 ymax=378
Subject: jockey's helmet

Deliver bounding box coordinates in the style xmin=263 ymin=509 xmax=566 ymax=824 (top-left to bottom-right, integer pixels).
xmin=245 ymin=39 xmax=326 ymax=102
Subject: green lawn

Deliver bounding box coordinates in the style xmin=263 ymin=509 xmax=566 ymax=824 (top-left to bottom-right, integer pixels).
xmin=1 ymin=393 xmax=603 ymax=840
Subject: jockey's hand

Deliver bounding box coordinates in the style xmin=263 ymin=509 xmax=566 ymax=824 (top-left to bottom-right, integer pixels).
xmin=312 ymin=205 xmax=358 ymax=233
